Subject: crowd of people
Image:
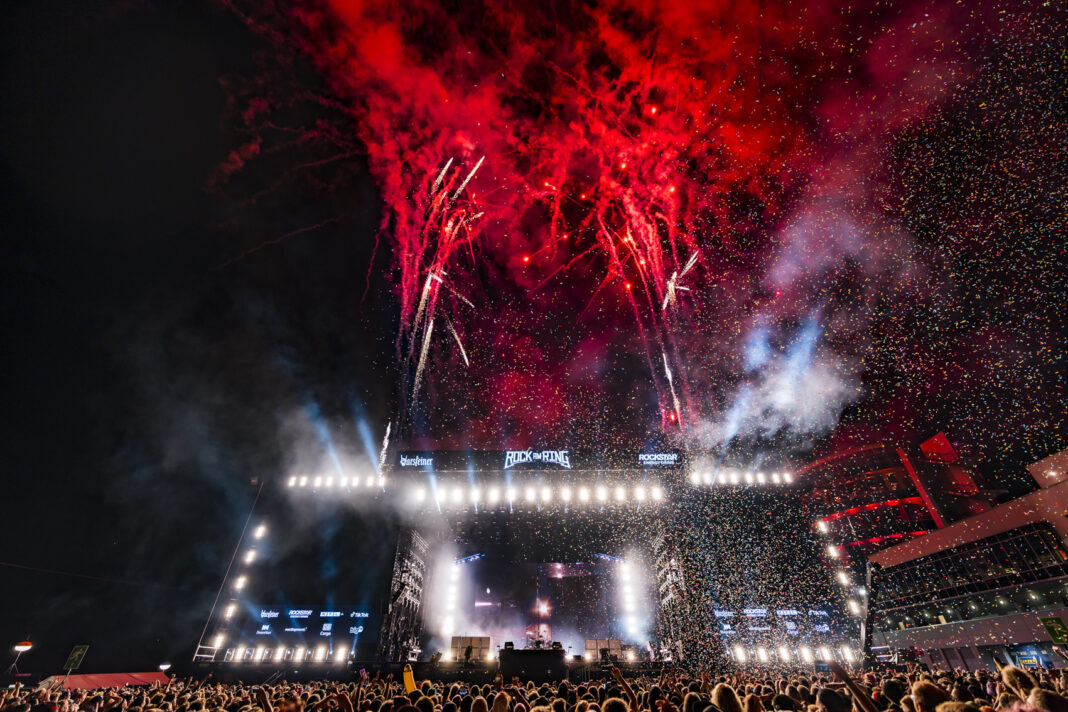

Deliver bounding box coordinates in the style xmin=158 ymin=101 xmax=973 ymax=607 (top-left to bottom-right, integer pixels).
xmin=4 ymin=658 xmax=1068 ymax=712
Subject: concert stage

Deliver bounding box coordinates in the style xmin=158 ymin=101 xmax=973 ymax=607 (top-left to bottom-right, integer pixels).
xmin=193 ymin=447 xmax=855 ymax=672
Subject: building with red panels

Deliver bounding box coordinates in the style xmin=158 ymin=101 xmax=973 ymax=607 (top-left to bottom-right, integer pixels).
xmin=798 ymin=435 xmax=994 ymax=568
xmin=866 ymin=449 xmax=1068 ymax=671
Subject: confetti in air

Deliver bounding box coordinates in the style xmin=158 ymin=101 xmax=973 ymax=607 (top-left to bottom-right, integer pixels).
xmin=215 ymin=0 xmax=1065 ymax=464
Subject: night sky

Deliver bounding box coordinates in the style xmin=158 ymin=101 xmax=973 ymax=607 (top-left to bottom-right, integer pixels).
xmin=0 ymin=0 xmax=394 ymax=674
xmin=1 ymin=0 xmax=1065 ymax=674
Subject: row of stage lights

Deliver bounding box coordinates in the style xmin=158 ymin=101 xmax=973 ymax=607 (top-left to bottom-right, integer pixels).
xmin=221 ymin=643 xmax=859 ymax=667
xmin=688 ymin=470 xmax=794 ymax=486
xmin=437 ymin=650 xmax=644 ymax=663
xmin=814 ymin=521 xmax=866 ymax=618
xmin=731 ymin=644 xmax=857 ymax=664
xmin=440 ymin=650 xmax=642 ymax=663
xmin=439 ymin=562 xmax=461 ymax=639
xmin=287 ymin=474 xmax=792 ymax=492
xmin=413 ymin=483 xmax=664 ymax=507
xmin=208 ymin=523 xmax=269 ymax=656
xmin=224 ymin=645 xmax=348 ymax=664
xmin=226 ymin=523 xmax=267 ymax=596
xmin=617 ymin=561 xmax=642 ymax=638
xmin=287 ymin=475 xmax=385 ymax=489
xmin=437 ymin=644 xmax=855 ymax=666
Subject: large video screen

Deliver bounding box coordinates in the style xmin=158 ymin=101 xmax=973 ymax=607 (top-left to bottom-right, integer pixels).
xmin=454 ymin=558 xmax=625 ymax=656
xmin=671 ymin=488 xmax=849 ymax=650
xmin=223 ymin=491 xmax=398 ymax=658
xmin=233 ymin=605 xmax=376 ymax=656
xmin=713 ymin=606 xmax=840 ymax=641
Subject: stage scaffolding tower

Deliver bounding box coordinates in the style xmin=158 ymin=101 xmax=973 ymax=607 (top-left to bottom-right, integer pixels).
xmin=377 ymin=528 xmax=431 ymax=661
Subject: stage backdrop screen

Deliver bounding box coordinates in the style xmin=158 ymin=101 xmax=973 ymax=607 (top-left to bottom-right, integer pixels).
xmin=239 ymin=605 xmax=376 ymax=647
xmin=223 ymin=489 xmax=399 ymax=657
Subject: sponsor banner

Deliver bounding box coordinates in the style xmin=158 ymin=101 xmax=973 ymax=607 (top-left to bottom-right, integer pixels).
xmin=240 ymin=606 xmax=377 ymax=645
xmin=638 ymin=452 xmax=680 ymax=467
xmin=393 ymin=449 xmax=685 ymax=471
xmin=504 ymin=449 xmax=570 ymax=469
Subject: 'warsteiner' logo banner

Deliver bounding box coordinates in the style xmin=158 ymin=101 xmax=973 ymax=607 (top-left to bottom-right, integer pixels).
xmin=504 ymin=450 xmax=571 ymax=469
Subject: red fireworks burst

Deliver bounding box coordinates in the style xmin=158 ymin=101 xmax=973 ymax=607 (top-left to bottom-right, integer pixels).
xmin=217 ymin=0 xmax=996 ymax=446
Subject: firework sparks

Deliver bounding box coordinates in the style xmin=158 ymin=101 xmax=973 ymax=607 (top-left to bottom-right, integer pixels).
xmin=388 ymin=157 xmax=488 ymax=418
xmin=219 ymin=0 xmax=1065 ymax=454
xmin=411 ymin=317 xmax=435 ymax=409
xmin=377 ymin=421 xmax=392 ymax=473
xmin=663 ymin=351 xmax=683 ymax=428
xmin=444 ymin=315 xmax=470 ymax=368
xmin=663 ymin=251 xmax=699 ymax=312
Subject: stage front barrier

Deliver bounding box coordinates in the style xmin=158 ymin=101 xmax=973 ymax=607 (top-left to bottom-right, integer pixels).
xmin=498 ymin=649 xmax=568 ymax=684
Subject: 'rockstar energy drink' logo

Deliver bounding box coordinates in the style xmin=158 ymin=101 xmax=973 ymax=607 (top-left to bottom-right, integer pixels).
xmin=503 ymin=450 xmax=571 ymax=469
